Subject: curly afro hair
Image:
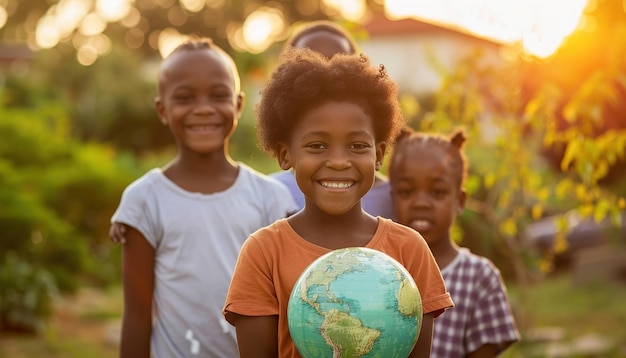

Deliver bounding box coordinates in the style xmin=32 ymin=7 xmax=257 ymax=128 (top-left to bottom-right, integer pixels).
xmin=255 ymin=47 xmax=404 ymax=157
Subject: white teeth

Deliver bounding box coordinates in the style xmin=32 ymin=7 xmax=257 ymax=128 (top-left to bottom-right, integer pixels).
xmin=321 ymin=181 xmax=353 ymax=189
xmin=411 ymin=220 xmax=431 ymax=231
xmin=188 ymin=124 xmax=219 ymax=131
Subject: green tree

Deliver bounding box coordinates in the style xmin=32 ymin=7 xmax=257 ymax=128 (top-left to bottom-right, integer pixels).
xmin=405 ymin=0 xmax=626 ymax=285
xmin=0 ymin=98 xmax=143 ymax=332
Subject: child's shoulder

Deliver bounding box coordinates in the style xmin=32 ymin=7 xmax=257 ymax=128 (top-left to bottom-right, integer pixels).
xmin=454 ymin=248 xmax=502 ymax=276
xmin=237 ymin=163 xmax=293 ymax=193
xmin=376 ymin=218 xmax=429 ymax=249
xmin=379 ymin=217 xmax=422 ymax=237
xmin=122 ymin=168 xmax=165 ymax=196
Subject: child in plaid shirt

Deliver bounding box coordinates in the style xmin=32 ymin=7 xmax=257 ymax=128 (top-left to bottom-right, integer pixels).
xmin=389 ymin=128 xmax=520 ymax=357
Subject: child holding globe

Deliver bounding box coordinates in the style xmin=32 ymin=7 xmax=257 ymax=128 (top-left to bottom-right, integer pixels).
xmin=222 ymin=48 xmax=453 ymax=358
xmin=389 ymin=128 xmax=520 ymax=357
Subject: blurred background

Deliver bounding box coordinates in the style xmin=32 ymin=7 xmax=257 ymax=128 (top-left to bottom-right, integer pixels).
xmin=0 ymin=0 xmax=625 ymax=357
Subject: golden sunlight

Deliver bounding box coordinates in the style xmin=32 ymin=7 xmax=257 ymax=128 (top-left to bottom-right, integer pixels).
xmin=241 ymin=7 xmax=286 ymax=53
xmin=322 ymin=0 xmax=368 ymax=22
xmin=96 ymin=0 xmax=132 ymax=22
xmin=384 ymin=0 xmax=588 ymax=58
xmin=0 ymin=5 xmax=8 ymax=30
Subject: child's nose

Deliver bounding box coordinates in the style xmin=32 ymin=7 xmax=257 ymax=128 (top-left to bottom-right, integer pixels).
xmin=325 ymin=148 xmax=352 ymax=170
xmin=410 ymin=191 xmax=431 ymax=207
xmin=194 ymin=98 xmax=217 ymax=114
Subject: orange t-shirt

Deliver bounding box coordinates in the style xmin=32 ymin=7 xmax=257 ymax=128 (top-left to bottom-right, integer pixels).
xmin=223 ymin=217 xmax=453 ymax=358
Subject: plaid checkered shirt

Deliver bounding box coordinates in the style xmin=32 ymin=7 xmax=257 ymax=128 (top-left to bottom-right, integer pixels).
xmin=431 ymin=248 xmax=520 ymax=357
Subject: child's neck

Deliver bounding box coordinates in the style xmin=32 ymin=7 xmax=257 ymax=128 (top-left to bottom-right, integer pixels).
xmin=428 ymin=236 xmax=459 ymax=270
xmin=288 ymin=205 xmax=378 ymax=250
xmin=163 ymin=151 xmax=238 ymax=194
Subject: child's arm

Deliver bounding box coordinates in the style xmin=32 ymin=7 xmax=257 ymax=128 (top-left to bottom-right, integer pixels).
xmin=466 ymin=344 xmax=498 ymax=357
xmin=232 ymin=314 xmax=278 ymax=358
xmin=119 ymin=226 xmax=155 ymax=358
xmin=408 ymin=312 xmax=434 ymax=358
xmin=109 ymin=222 xmax=128 ymax=244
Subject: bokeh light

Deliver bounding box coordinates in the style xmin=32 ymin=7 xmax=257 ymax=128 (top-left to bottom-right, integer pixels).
xmin=0 ymin=5 xmax=8 ymax=30
xmin=96 ymin=0 xmax=132 ymax=22
xmin=241 ymin=7 xmax=287 ymax=53
xmin=322 ymin=0 xmax=368 ymax=22
xmin=79 ymin=12 xmax=107 ymax=36
xmin=157 ymin=27 xmax=190 ymax=58
xmin=180 ymin=0 xmax=205 ymax=13
xmin=18 ymin=0 xmax=591 ymax=64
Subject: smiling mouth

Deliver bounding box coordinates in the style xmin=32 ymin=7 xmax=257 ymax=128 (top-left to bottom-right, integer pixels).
xmin=320 ymin=181 xmax=355 ymax=189
xmin=410 ymin=220 xmax=432 ymax=231
xmin=186 ymin=124 xmax=221 ymax=132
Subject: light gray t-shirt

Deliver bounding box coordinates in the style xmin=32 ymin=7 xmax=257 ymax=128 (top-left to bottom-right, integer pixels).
xmin=112 ymin=163 xmax=297 ymax=357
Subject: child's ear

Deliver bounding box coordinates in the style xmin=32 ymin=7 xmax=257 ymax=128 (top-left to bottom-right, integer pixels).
xmin=375 ymin=141 xmax=387 ymax=171
xmin=457 ymin=189 xmax=467 ymax=215
xmin=276 ymin=143 xmax=292 ymax=170
xmin=236 ymin=92 xmax=245 ymax=116
xmin=155 ymin=97 xmax=168 ymax=125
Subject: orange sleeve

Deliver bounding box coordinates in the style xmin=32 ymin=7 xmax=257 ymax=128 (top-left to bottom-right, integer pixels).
xmin=223 ymin=235 xmax=279 ymax=325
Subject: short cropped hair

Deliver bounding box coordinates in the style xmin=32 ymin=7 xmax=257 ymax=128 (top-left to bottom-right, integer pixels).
xmin=255 ymin=47 xmax=404 ymax=156
xmin=160 ymin=37 xmax=241 ymax=93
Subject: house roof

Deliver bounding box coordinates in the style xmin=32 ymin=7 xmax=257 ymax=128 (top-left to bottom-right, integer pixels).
xmin=363 ymin=10 xmax=503 ymax=46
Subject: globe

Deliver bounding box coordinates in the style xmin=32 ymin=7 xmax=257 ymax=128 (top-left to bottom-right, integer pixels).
xmin=287 ymin=247 xmax=422 ymax=358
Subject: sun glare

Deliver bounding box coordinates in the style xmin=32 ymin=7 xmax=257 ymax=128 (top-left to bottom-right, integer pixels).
xmin=96 ymin=0 xmax=132 ymax=22
xmin=384 ymin=0 xmax=587 ymax=58
xmin=0 ymin=5 xmax=7 ymax=30
xmin=25 ymin=0 xmax=588 ymax=65
xmin=241 ymin=7 xmax=286 ymax=53
xmin=323 ymin=0 xmax=368 ymax=22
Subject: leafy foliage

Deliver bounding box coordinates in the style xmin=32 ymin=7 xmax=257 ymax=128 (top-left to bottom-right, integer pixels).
xmin=0 ymin=97 xmax=142 ymax=332
xmin=404 ymin=0 xmax=626 ymax=283
xmin=0 ymin=252 xmax=57 ymax=333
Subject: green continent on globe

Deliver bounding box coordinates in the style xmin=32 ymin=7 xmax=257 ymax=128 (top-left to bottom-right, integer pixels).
xmin=298 ymin=251 xmax=365 ymax=314
xmin=288 ymin=248 xmax=422 ymax=358
xmin=397 ymin=277 xmax=422 ymax=317
xmin=320 ymin=309 xmax=381 ymax=358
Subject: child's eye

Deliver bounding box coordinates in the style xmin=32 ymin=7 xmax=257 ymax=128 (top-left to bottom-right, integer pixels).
xmin=431 ymin=189 xmax=448 ymax=198
xmin=350 ymin=143 xmax=371 ymax=151
xmin=173 ymin=94 xmax=193 ymax=102
xmin=212 ymin=92 xmax=232 ymax=101
xmin=394 ymin=188 xmax=412 ymax=198
xmin=306 ymin=143 xmax=326 ymax=150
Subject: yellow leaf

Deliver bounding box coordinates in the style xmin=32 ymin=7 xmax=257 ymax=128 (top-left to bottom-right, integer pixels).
xmin=484 ymin=173 xmax=496 ymax=189
xmin=561 ymin=140 xmax=579 ymax=172
xmin=531 ymin=204 xmax=543 ymax=220
xmin=539 ymin=258 xmax=553 ymax=274
xmin=555 ymin=179 xmax=573 ymax=199
xmin=593 ymin=200 xmax=610 ymax=223
xmin=499 ymin=218 xmax=517 ymax=236
xmin=554 ymin=232 xmax=569 ymax=254
xmin=575 ymin=184 xmax=588 ymax=201
xmin=578 ymin=205 xmax=594 ymax=219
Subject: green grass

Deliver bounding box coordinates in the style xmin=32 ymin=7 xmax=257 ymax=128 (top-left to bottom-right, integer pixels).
xmin=0 ymin=287 xmax=122 ymax=358
xmin=1 ymin=276 xmax=625 ymax=357
xmin=502 ymin=275 xmax=626 ymax=357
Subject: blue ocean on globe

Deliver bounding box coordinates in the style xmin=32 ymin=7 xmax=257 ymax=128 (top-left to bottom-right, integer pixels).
xmin=287 ymin=247 xmax=422 ymax=358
